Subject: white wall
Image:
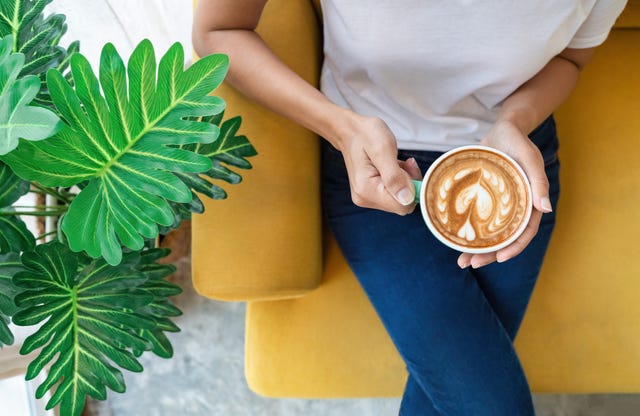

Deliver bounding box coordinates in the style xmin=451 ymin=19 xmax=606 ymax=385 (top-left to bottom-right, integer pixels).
xmin=46 ymin=0 xmax=193 ymax=68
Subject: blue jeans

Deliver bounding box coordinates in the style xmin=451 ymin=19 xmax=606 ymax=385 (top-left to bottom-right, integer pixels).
xmin=321 ymin=117 xmax=560 ymax=416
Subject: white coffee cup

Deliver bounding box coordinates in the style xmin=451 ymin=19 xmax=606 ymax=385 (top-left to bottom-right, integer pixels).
xmin=412 ymin=145 xmax=533 ymax=254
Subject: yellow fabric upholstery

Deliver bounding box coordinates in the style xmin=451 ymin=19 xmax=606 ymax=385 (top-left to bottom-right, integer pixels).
xmin=192 ymin=0 xmax=640 ymax=397
xmin=191 ymin=0 xmax=323 ymax=301
xmin=246 ymin=233 xmax=407 ymax=397
xmin=515 ymin=28 xmax=640 ymax=392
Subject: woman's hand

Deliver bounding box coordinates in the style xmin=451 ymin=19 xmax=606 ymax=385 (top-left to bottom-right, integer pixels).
xmin=457 ymin=120 xmax=553 ymax=269
xmin=335 ymin=115 xmax=420 ymax=215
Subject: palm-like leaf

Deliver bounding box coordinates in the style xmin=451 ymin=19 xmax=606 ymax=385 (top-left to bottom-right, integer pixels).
xmin=0 ymin=161 xmax=35 ymax=253
xmin=0 ymin=161 xmax=29 ymax=206
xmin=160 ymin=112 xmax=257 ymax=231
xmin=0 ymin=34 xmax=62 ymax=155
xmin=0 ymin=213 xmax=34 ymax=253
xmin=131 ymin=248 xmax=181 ymax=358
xmin=180 ymin=112 xmax=257 ymax=202
xmin=0 ymin=0 xmax=79 ymax=107
xmin=3 ymin=40 xmax=229 ymax=265
xmin=12 ymin=242 xmax=179 ymax=416
xmin=0 ymin=251 xmax=24 ymax=346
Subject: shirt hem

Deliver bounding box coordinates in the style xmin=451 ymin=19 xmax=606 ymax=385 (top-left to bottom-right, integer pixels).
xmin=396 ymin=139 xmax=481 ymax=153
xmin=567 ymin=33 xmax=610 ymax=49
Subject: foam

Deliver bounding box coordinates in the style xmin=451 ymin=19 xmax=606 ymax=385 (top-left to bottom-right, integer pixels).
xmin=424 ymin=148 xmax=530 ymax=250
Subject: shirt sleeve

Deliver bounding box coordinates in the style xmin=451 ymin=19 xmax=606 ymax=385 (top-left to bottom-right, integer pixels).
xmin=568 ymin=0 xmax=628 ymax=48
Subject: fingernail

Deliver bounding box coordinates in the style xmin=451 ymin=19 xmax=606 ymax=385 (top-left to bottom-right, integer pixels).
xmin=409 ymin=157 xmax=418 ymax=168
xmin=541 ymin=196 xmax=553 ymax=213
xmin=395 ymin=187 xmax=414 ymax=206
xmin=458 ymin=259 xmax=470 ymax=269
xmin=496 ymin=253 xmax=508 ymax=263
xmin=471 ymin=261 xmax=489 ymax=269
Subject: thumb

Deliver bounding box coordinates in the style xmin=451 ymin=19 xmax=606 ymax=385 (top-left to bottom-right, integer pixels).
xmin=373 ymin=153 xmax=415 ymax=206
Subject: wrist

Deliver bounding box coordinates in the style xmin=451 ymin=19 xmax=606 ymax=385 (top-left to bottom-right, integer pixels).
xmin=320 ymin=106 xmax=365 ymax=151
xmin=495 ymin=105 xmax=540 ymax=135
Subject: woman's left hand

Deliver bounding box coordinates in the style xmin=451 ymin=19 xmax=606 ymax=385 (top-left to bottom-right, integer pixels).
xmin=457 ymin=120 xmax=553 ymax=269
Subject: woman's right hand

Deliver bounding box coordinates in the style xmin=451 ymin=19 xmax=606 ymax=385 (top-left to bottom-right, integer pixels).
xmin=333 ymin=115 xmax=421 ymax=216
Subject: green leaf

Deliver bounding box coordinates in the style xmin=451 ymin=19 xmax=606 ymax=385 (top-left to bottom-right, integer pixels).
xmin=0 ymin=0 xmax=79 ymax=107
xmin=0 ymin=35 xmax=62 ymax=155
xmin=160 ymin=113 xmax=257 ymax=233
xmin=0 ymin=251 xmax=24 ymax=346
xmin=0 ymin=161 xmax=35 ymax=254
xmin=0 ymin=212 xmax=35 ymax=253
xmin=0 ymin=160 xmax=29 ymax=206
xmin=131 ymin=248 xmax=181 ymax=358
xmin=3 ymin=40 xmax=229 ymax=265
xmin=12 ymin=242 xmax=181 ymax=416
xmin=181 ymin=113 xmax=256 ymax=200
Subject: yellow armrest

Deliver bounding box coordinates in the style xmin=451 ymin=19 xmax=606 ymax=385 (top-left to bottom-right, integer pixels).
xmin=191 ymin=0 xmax=324 ymax=301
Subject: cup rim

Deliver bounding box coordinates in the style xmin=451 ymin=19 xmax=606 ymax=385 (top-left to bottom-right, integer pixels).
xmin=418 ymin=145 xmax=533 ymax=254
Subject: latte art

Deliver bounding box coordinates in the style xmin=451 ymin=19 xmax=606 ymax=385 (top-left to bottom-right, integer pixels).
xmin=424 ymin=148 xmax=531 ymax=250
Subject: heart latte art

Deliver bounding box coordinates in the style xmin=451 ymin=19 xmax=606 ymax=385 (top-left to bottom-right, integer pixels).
xmin=424 ymin=148 xmax=531 ymax=250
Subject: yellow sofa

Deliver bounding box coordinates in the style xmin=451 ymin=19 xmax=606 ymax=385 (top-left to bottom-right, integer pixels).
xmin=192 ymin=0 xmax=640 ymax=397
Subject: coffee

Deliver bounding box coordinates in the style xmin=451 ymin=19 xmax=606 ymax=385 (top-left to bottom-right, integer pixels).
xmin=421 ymin=147 xmax=531 ymax=253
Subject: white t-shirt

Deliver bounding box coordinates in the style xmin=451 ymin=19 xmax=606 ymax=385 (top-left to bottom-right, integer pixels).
xmin=320 ymin=0 xmax=627 ymax=151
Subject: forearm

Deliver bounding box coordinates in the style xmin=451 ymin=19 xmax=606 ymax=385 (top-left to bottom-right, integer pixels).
xmin=193 ymin=27 xmax=357 ymax=149
xmin=192 ymin=0 xmax=418 ymax=215
xmin=497 ymin=48 xmax=595 ymax=134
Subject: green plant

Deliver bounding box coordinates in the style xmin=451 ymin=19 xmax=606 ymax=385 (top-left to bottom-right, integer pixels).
xmin=0 ymin=1 xmax=256 ymax=414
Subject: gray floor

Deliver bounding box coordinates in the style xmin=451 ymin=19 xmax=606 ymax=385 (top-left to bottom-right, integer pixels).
xmin=88 ymin=256 xmax=640 ymax=416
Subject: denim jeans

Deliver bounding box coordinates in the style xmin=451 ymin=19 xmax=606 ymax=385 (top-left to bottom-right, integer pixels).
xmin=321 ymin=117 xmax=560 ymax=416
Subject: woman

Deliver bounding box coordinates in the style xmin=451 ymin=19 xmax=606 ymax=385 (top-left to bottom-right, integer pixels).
xmin=193 ymin=1 xmax=627 ymax=414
